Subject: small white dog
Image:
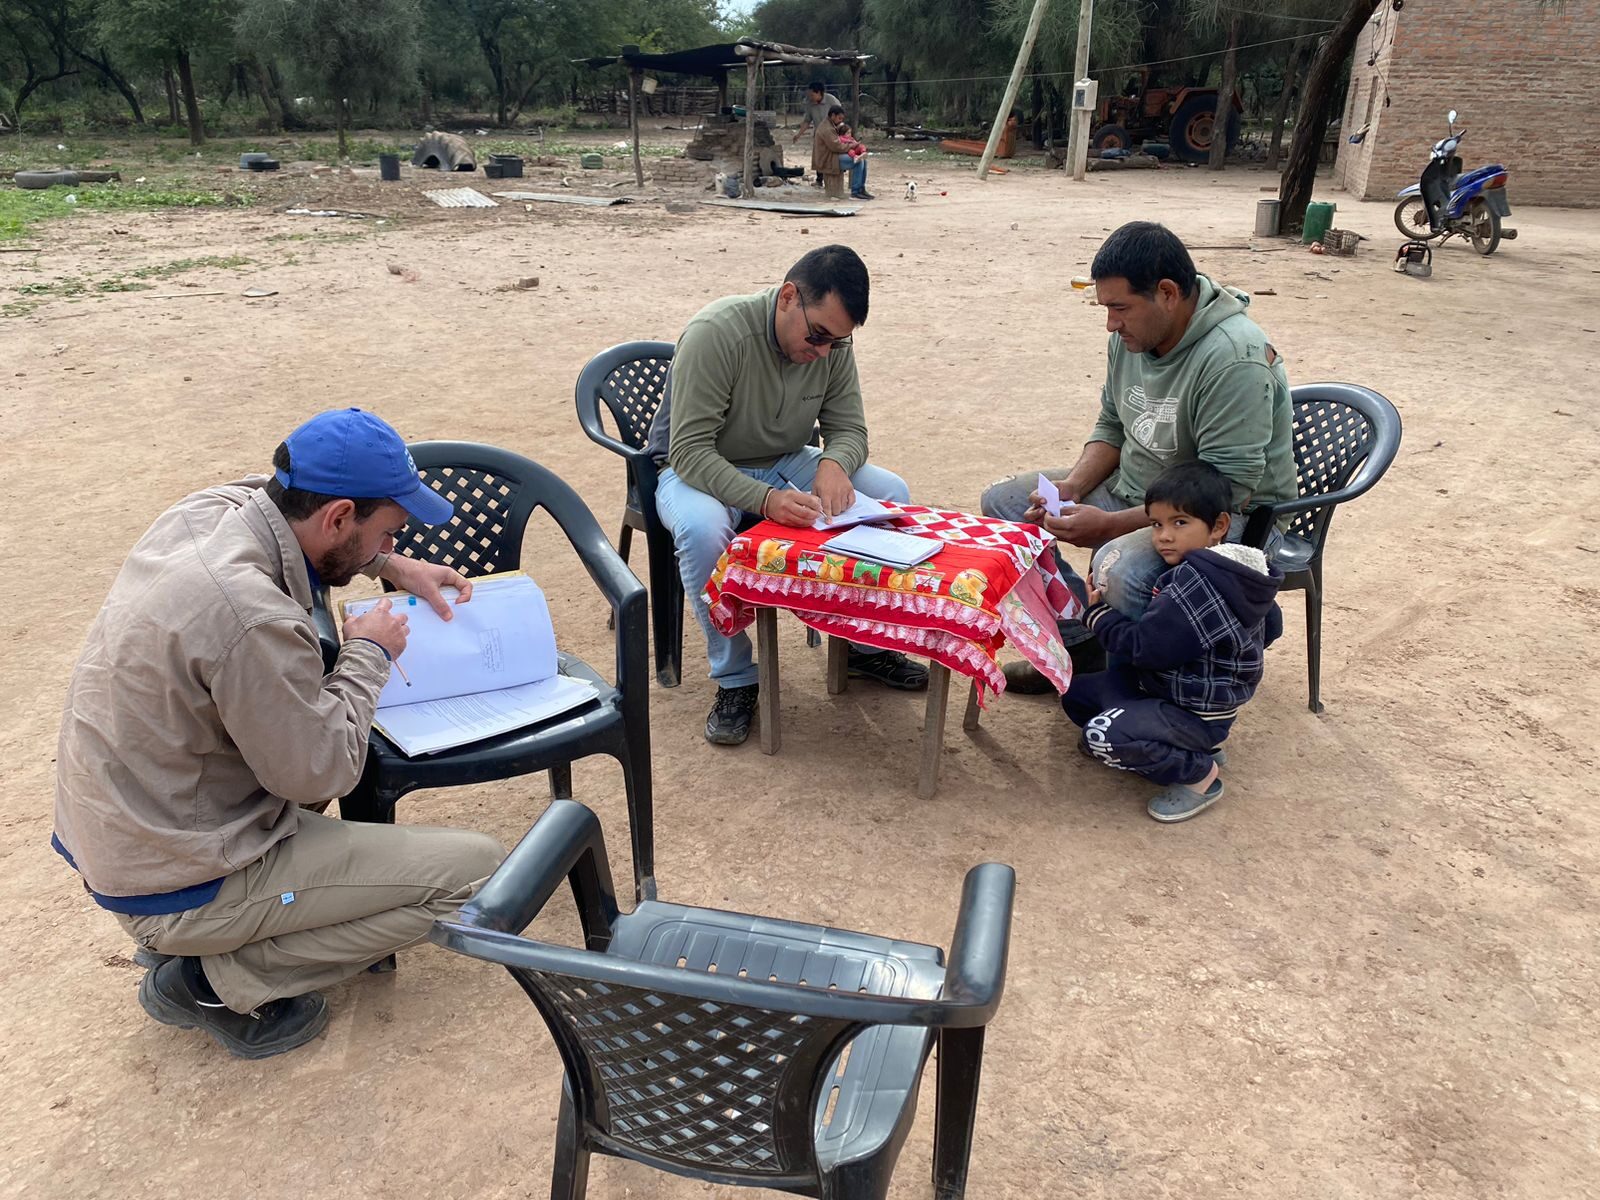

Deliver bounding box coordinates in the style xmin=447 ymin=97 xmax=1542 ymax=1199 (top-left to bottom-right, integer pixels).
xmin=905 ymin=180 xmax=917 ymax=201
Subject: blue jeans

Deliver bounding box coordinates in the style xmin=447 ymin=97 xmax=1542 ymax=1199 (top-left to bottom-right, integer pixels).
xmin=654 ymin=447 xmax=911 ymax=688
xmin=839 ymin=154 xmax=867 ymax=195
xmin=980 ymin=469 xmax=1281 ymax=645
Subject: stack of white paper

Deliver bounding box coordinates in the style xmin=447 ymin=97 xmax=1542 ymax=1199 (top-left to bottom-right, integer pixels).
xmin=343 ymin=573 xmax=596 ymax=756
xmin=821 ymin=525 xmax=943 ymax=570
xmin=812 ymin=493 xmax=898 ymax=531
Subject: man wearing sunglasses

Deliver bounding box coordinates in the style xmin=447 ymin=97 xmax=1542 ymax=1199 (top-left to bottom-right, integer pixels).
xmin=647 ymin=244 xmax=928 ymax=746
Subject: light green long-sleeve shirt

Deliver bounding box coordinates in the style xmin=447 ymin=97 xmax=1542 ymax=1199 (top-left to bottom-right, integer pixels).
xmin=647 ymin=286 xmax=868 ymax=513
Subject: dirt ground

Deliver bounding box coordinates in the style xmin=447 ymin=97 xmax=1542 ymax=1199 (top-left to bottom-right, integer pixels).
xmin=3 ymin=141 xmax=1598 ymax=1200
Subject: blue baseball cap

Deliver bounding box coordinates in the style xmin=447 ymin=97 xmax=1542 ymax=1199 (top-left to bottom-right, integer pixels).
xmin=277 ymin=408 xmax=454 ymax=526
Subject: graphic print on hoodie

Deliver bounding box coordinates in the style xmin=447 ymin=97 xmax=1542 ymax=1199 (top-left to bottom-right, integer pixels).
xmin=1085 ymin=542 xmax=1285 ymax=714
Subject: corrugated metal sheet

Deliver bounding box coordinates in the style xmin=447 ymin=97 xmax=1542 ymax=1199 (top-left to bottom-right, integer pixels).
xmin=422 ymin=188 xmax=498 ymax=208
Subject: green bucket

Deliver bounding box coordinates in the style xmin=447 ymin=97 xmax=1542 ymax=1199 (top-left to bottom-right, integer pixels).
xmin=1302 ymin=200 xmax=1336 ymax=244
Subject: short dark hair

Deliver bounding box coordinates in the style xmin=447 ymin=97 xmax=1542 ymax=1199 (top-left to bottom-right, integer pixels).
xmin=264 ymin=442 xmax=387 ymax=522
xmin=785 ymin=244 xmax=869 ymax=327
xmin=827 ymin=103 xmax=844 ymax=117
xmin=1144 ymin=460 xmax=1231 ymax=527
xmin=1091 ymin=220 xmax=1198 ymax=299
xmin=808 ymin=80 xmax=825 ymax=94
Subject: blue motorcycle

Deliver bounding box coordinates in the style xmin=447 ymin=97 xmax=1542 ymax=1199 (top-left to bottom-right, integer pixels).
xmin=1393 ymin=109 xmax=1517 ymax=255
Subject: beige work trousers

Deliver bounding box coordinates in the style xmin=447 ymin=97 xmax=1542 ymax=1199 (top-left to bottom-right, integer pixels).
xmin=117 ymin=810 xmax=504 ymax=1013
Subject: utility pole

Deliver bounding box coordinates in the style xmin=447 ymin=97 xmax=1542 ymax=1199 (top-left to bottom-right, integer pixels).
xmin=978 ymin=0 xmax=1051 ymax=180
xmin=1068 ymin=0 xmax=1094 ymax=180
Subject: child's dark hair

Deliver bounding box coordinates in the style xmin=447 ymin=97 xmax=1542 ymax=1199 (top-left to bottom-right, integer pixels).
xmin=1144 ymin=460 xmax=1231 ymax=527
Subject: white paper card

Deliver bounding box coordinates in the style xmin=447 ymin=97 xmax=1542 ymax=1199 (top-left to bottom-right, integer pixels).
xmin=1035 ymin=474 xmax=1075 ymax=518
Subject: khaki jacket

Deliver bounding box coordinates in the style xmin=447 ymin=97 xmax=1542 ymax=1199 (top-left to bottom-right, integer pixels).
xmin=53 ymin=479 xmax=390 ymax=898
xmin=812 ymin=122 xmax=846 ymax=177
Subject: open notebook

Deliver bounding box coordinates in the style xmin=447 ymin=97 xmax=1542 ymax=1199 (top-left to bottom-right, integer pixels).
xmin=821 ymin=525 xmax=943 ymax=571
xmin=341 ymin=572 xmax=596 ymax=756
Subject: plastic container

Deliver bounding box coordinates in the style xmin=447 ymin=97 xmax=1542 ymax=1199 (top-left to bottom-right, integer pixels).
xmin=1255 ymin=198 xmax=1281 ymax=237
xmin=378 ymin=153 xmax=400 ymax=181
xmin=580 ymin=153 xmax=604 ymax=170
xmin=1302 ymin=200 xmax=1336 ymax=244
xmin=239 ymin=152 xmax=269 ymax=169
xmin=490 ymin=153 xmax=524 ymax=178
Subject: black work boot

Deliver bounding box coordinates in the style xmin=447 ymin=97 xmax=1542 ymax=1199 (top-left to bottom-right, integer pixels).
xmin=133 ymin=946 xmax=173 ymax=970
xmin=847 ymin=649 xmax=928 ymax=690
xmin=138 ymin=956 xmax=328 ymax=1060
xmin=704 ymin=684 xmax=759 ymax=745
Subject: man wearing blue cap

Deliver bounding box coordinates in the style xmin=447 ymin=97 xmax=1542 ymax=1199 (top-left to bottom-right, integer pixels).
xmin=52 ymin=409 xmax=505 ymax=1060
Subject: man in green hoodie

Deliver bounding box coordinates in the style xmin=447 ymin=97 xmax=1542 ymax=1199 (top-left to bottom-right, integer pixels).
xmin=981 ymin=221 xmax=1295 ymax=690
xmin=647 ymin=244 xmax=928 ymax=745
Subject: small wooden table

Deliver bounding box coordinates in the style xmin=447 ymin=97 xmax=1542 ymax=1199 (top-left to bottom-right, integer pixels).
xmin=709 ymin=505 xmax=1083 ymax=798
xmin=752 ymin=613 xmax=983 ymax=798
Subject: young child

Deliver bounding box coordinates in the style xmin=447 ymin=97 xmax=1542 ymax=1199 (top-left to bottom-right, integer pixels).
xmin=1064 ymin=460 xmax=1283 ymax=823
xmin=837 ymin=124 xmax=868 ymax=160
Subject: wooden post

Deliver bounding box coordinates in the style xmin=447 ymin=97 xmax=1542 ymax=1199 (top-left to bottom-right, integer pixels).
xmin=756 ymin=607 xmax=781 ymax=754
xmin=715 ymin=69 xmax=728 ymax=115
xmin=918 ymin=663 xmax=953 ymax=799
xmin=962 ymin=680 xmax=981 ymax=731
xmin=1068 ymin=0 xmax=1094 ymax=181
xmin=851 ymin=61 xmax=862 ymax=130
xmin=826 ymin=637 xmax=849 ymax=695
xmin=979 ymin=0 xmax=1050 ymax=180
xmin=628 ymin=67 xmax=644 ymax=187
xmin=742 ymin=51 xmax=761 ymax=197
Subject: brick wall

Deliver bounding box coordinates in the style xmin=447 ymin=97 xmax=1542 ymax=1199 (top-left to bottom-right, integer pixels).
xmin=1333 ymin=0 xmax=1600 ymax=207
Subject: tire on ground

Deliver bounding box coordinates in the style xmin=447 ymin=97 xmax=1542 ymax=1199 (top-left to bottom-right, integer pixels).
xmin=410 ymin=133 xmax=475 ymax=172
xmin=14 ymin=169 xmax=81 ymax=190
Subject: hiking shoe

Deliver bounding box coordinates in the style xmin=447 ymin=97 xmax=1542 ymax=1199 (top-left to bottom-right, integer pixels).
xmin=847 ymin=650 xmax=927 ymax=690
xmin=1147 ymin=778 xmax=1225 ymax=824
xmin=851 ymin=189 xmax=876 ymax=200
xmin=705 ymin=684 xmax=759 ymax=745
xmin=138 ymin=957 xmax=329 ymax=1060
xmin=133 ymin=946 xmax=173 ymax=970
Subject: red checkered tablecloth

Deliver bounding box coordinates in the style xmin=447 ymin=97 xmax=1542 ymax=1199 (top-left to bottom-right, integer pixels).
xmin=704 ymin=504 xmax=1083 ymax=701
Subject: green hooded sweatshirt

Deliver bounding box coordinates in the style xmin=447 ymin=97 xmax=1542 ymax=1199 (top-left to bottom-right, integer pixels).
xmin=1091 ymin=274 xmax=1295 ymax=516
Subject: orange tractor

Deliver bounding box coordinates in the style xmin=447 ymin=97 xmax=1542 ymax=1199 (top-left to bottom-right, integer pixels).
xmin=1090 ymin=70 xmax=1242 ymax=163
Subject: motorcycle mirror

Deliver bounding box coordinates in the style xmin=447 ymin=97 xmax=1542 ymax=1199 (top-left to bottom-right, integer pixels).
xmin=1447 ymin=108 xmax=1458 ymax=125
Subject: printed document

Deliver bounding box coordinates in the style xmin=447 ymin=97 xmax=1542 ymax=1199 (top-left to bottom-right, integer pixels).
xmin=812 ymin=493 xmax=898 ymax=531
xmin=341 ymin=572 xmax=595 ymax=755
xmin=821 ymin=525 xmax=943 ymax=570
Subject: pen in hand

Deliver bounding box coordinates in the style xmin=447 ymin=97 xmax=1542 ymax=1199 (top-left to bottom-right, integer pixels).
xmin=392 ymin=658 xmax=412 ymax=687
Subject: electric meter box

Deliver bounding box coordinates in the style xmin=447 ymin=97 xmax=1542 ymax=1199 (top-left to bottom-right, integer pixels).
xmin=1071 ymin=79 xmax=1098 ymax=111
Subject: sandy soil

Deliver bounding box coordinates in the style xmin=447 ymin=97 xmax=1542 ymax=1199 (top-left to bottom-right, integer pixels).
xmin=3 ymin=141 xmax=1598 ymax=1200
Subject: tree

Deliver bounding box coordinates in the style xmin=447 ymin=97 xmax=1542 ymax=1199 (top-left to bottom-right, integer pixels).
xmin=0 ymin=0 xmax=146 ymax=126
xmin=96 ymin=0 xmax=237 ymax=144
xmin=237 ymin=0 xmax=422 ymax=156
xmin=1277 ymin=0 xmax=1379 ymax=230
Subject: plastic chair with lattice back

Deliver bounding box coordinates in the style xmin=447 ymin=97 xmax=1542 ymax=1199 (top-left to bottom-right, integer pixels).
xmin=311 ymin=441 xmax=657 ymax=903
xmin=575 ymin=340 xmax=821 ymax=690
xmin=574 ymin=341 xmax=684 ymax=687
xmin=1242 ymin=383 xmax=1402 ymax=713
xmin=431 ymin=799 xmax=1015 ymax=1200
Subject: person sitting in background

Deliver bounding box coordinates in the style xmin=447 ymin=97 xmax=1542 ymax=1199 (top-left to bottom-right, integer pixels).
xmin=1064 ymin=461 xmax=1282 ymax=824
xmin=825 ymin=105 xmax=874 ymax=200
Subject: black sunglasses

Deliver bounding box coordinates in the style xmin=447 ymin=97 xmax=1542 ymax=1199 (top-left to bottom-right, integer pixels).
xmin=796 ymin=290 xmax=853 ymax=348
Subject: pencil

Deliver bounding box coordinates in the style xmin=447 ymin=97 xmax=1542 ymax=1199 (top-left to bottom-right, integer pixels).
xmin=392 ymin=658 xmax=413 ymax=687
